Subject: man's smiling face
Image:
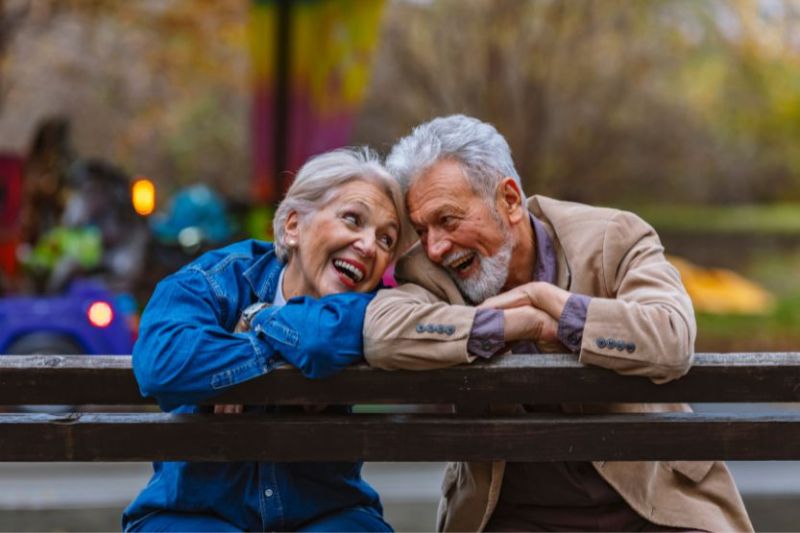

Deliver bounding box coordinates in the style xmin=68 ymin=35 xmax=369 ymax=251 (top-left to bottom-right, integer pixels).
xmin=407 ymin=159 xmax=513 ymax=303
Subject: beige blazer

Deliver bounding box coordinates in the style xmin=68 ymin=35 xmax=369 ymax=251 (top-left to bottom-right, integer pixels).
xmin=364 ymin=195 xmax=752 ymax=532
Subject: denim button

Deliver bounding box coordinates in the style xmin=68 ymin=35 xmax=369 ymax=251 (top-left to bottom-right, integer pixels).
xmin=596 ymin=337 xmax=607 ymax=349
xmin=264 ymin=489 xmax=273 ymax=497
xmin=481 ymin=341 xmax=492 ymax=351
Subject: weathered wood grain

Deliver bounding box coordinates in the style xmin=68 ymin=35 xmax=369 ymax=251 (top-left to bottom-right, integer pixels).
xmin=0 ymin=411 xmax=797 ymax=462
xmin=0 ymin=353 xmax=798 ymax=405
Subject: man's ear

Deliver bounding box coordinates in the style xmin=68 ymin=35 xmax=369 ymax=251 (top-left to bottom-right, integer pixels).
xmin=497 ymin=177 xmax=525 ymax=224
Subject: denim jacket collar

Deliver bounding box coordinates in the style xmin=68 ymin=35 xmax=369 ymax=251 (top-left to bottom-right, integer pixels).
xmin=243 ymin=242 xmax=284 ymax=303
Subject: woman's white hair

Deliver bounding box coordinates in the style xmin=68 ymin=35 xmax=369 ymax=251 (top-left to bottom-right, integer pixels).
xmin=273 ymin=146 xmax=412 ymax=262
xmin=385 ymin=114 xmax=526 ymax=205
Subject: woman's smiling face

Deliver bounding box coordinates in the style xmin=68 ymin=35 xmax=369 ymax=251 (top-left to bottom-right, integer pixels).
xmin=281 ymin=179 xmax=400 ymax=299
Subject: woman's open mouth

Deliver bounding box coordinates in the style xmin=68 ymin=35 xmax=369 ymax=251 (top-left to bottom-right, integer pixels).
xmin=332 ymin=258 xmax=366 ymax=287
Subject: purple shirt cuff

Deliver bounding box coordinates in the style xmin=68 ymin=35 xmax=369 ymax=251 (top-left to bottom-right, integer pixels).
xmin=467 ymin=308 xmax=506 ymax=358
xmin=558 ymin=294 xmax=590 ymax=353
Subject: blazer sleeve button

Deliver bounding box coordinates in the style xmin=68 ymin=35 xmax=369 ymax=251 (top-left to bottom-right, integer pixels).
xmin=416 ymin=324 xmax=425 ymax=333
xmin=596 ymin=337 xmax=607 ymax=349
xmin=626 ymin=342 xmax=636 ymax=353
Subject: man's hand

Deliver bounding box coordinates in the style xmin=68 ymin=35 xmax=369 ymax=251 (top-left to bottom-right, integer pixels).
xmin=502 ymin=305 xmax=560 ymax=345
xmin=478 ymin=282 xmax=573 ymax=349
xmin=480 ymin=281 xmax=570 ymax=322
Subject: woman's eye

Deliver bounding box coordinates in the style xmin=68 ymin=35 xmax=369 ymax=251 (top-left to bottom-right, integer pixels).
xmin=342 ymin=212 xmax=360 ymax=225
xmin=379 ymin=234 xmax=396 ymax=249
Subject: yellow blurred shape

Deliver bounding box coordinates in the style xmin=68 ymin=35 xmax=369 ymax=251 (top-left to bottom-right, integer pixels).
xmin=667 ymin=255 xmax=774 ymax=315
xmin=132 ymin=178 xmax=156 ymax=216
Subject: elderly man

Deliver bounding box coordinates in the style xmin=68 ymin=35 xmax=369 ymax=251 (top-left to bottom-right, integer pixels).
xmin=364 ymin=115 xmax=752 ymax=532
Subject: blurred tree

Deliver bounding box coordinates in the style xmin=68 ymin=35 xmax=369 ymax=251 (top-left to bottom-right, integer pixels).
xmin=5 ymin=0 xmax=800 ymax=206
xmin=678 ymin=0 xmax=800 ymax=201
xmin=0 ymin=0 xmax=250 ymax=199
xmin=355 ymin=0 xmax=800 ymax=205
xmin=0 ymin=0 xmax=30 ymax=112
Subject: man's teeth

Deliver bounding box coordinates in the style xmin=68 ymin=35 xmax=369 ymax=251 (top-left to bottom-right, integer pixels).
xmin=333 ymin=259 xmax=364 ymax=282
xmin=448 ymin=253 xmax=474 ymax=271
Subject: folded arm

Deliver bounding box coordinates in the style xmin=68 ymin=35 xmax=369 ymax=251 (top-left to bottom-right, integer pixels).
xmin=480 ymin=212 xmax=695 ymax=383
xmin=133 ymin=270 xmax=371 ymax=411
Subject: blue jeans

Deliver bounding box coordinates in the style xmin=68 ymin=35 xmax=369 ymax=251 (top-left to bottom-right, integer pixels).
xmin=126 ymin=506 xmax=393 ymax=532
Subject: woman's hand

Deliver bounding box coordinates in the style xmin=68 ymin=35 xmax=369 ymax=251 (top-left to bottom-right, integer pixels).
xmin=214 ymin=404 xmax=243 ymax=414
xmin=213 ymin=303 xmax=270 ymax=414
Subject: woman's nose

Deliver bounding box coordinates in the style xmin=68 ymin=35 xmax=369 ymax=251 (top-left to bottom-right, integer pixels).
xmin=353 ymin=232 xmax=377 ymax=258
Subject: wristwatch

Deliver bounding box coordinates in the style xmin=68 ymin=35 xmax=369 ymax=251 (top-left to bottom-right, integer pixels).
xmin=236 ymin=302 xmax=271 ymax=332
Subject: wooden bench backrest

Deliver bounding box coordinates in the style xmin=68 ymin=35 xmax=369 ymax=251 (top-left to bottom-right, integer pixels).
xmin=0 ymin=353 xmax=798 ymax=462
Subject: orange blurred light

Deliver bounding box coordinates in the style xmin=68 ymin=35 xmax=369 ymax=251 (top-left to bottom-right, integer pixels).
xmin=88 ymin=301 xmax=114 ymax=328
xmin=132 ymin=178 xmax=156 ymax=216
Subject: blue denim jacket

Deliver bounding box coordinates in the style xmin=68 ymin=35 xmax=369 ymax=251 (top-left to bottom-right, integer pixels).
xmin=123 ymin=240 xmax=384 ymax=531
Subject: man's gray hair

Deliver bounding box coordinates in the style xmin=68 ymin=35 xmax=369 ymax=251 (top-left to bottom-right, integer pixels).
xmin=273 ymin=146 xmax=410 ymax=262
xmin=385 ymin=115 xmax=525 ymax=203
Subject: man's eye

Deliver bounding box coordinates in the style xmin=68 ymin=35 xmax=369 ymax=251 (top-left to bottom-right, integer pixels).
xmin=441 ymin=216 xmax=457 ymax=228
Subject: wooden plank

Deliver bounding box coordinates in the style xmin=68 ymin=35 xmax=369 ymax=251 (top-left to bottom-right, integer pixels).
xmin=0 ymin=353 xmax=799 ymax=405
xmin=0 ymin=411 xmax=798 ymax=462
xmin=0 ymin=356 xmax=147 ymax=405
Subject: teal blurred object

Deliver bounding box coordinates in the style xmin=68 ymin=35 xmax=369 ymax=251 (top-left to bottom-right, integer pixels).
xmin=150 ymin=185 xmax=235 ymax=248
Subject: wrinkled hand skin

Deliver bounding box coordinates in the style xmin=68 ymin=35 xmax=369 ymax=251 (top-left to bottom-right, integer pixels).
xmin=480 ymin=282 xmax=570 ymax=350
xmin=480 ymin=281 xmax=570 ymax=319
xmin=214 ymin=308 xmax=326 ymax=414
xmin=214 ymin=404 xmax=243 ymax=414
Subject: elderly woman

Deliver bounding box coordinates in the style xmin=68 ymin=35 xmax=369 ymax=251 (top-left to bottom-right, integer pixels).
xmin=123 ymin=147 xmax=410 ymax=532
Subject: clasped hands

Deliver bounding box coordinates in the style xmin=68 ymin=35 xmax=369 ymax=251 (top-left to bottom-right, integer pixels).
xmin=478 ymin=281 xmax=571 ymax=351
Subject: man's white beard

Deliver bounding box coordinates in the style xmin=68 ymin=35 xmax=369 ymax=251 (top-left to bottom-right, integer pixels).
xmin=451 ymin=236 xmax=513 ymax=304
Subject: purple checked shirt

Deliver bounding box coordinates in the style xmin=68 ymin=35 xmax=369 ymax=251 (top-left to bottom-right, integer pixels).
xmin=467 ymin=215 xmax=590 ymax=357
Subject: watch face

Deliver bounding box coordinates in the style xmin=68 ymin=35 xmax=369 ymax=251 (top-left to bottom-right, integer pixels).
xmin=243 ymin=302 xmax=270 ymax=321
xmin=234 ymin=302 xmax=270 ymax=333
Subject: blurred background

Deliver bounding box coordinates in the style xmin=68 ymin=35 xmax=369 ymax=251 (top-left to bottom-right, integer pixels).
xmin=0 ymin=0 xmax=799 ymax=530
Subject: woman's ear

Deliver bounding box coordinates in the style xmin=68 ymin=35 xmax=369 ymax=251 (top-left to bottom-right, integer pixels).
xmin=497 ymin=177 xmax=525 ymax=224
xmin=283 ymin=210 xmax=300 ymax=248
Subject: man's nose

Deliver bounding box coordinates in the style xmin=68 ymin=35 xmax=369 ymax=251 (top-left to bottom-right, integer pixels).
xmin=425 ymin=232 xmax=450 ymax=264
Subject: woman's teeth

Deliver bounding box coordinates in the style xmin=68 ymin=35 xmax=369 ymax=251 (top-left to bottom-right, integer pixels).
xmin=333 ymin=259 xmax=365 ymax=282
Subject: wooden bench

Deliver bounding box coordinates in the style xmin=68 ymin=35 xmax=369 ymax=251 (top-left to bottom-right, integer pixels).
xmin=0 ymin=353 xmax=799 ymax=462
